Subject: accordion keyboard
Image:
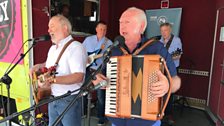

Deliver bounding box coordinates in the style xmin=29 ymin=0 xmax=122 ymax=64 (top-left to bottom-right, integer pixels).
xmin=105 ymin=58 xmax=118 ymax=116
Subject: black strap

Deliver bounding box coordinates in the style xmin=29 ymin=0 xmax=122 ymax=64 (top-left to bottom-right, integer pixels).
xmin=165 ymin=34 xmax=174 ymax=50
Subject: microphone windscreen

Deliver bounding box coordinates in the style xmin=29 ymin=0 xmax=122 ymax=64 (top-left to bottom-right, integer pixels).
xmin=114 ymin=35 xmax=125 ymax=44
xmin=42 ymin=34 xmax=51 ymax=41
xmin=114 ymin=35 xmax=125 ymax=47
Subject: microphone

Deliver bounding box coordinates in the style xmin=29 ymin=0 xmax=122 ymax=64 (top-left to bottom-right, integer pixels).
xmin=93 ymin=80 xmax=108 ymax=90
xmin=81 ymin=80 xmax=108 ymax=96
xmin=114 ymin=35 xmax=125 ymax=47
xmin=28 ymin=35 xmax=51 ymax=42
xmin=104 ymin=35 xmax=125 ymax=56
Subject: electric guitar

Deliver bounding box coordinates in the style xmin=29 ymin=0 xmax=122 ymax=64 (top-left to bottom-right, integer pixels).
xmin=86 ymin=38 xmax=110 ymax=67
xmin=86 ymin=49 xmax=104 ymax=67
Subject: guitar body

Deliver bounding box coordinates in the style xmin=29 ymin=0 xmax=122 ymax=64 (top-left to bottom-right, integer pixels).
xmin=87 ymin=49 xmax=103 ymax=67
xmin=87 ymin=52 xmax=98 ymax=67
xmin=37 ymin=87 xmax=51 ymax=101
xmin=171 ymin=48 xmax=183 ymax=58
xmin=32 ymin=67 xmax=56 ymax=104
xmin=32 ymin=74 xmax=51 ymax=104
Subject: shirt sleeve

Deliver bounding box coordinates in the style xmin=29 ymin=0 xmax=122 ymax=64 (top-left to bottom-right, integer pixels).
xmin=68 ymin=43 xmax=87 ymax=73
xmin=176 ymin=37 xmax=183 ymax=53
xmin=172 ymin=37 xmax=182 ymax=52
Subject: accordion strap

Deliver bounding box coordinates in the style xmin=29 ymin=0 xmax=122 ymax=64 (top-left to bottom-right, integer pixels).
xmin=119 ymin=47 xmax=129 ymax=55
xmin=133 ymin=38 xmax=157 ymax=55
xmin=119 ymin=38 xmax=157 ymax=55
xmin=158 ymin=59 xmax=173 ymax=120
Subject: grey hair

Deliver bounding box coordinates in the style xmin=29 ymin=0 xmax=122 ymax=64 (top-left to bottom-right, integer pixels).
xmin=160 ymin=22 xmax=172 ymax=28
xmin=126 ymin=7 xmax=147 ymax=33
xmin=52 ymin=14 xmax=72 ymax=34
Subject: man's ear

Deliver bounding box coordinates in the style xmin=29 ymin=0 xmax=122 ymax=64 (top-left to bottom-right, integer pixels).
xmin=63 ymin=25 xmax=68 ymax=33
xmin=140 ymin=22 xmax=145 ymax=34
xmin=95 ymin=26 xmax=98 ymax=33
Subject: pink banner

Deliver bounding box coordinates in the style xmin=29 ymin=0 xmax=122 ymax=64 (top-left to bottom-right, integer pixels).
xmin=0 ymin=0 xmax=23 ymax=64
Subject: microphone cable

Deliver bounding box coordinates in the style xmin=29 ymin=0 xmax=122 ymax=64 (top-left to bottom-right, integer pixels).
xmin=0 ymin=39 xmax=29 ymax=124
xmin=3 ymin=39 xmax=29 ymax=75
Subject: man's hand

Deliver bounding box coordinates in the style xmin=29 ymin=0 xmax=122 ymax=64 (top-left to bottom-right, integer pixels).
xmin=29 ymin=64 xmax=40 ymax=78
xmin=37 ymin=71 xmax=55 ymax=88
xmin=172 ymin=55 xmax=181 ymax=60
xmin=29 ymin=63 xmax=46 ymax=79
xmin=92 ymin=73 xmax=108 ymax=89
xmin=150 ymin=70 xmax=169 ymax=98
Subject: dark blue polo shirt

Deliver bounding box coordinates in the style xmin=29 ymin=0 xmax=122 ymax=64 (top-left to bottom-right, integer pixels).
xmin=111 ymin=37 xmax=177 ymax=77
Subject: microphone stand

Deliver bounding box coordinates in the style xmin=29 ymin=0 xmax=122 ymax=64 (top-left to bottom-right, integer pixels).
xmin=0 ymin=88 xmax=80 ymax=124
xmin=0 ymin=41 xmax=39 ymax=126
xmin=52 ymin=50 xmax=112 ymax=126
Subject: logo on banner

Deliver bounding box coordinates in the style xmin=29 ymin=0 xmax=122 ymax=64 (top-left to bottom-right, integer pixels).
xmin=0 ymin=0 xmax=16 ymax=59
xmin=157 ymin=16 xmax=167 ymax=25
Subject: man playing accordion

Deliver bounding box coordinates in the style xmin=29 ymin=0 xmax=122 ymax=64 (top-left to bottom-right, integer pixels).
xmin=92 ymin=7 xmax=181 ymax=126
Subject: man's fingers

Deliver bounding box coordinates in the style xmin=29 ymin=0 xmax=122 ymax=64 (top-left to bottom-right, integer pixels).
xmin=98 ymin=74 xmax=107 ymax=80
xmin=157 ymin=70 xmax=167 ymax=81
xmin=149 ymin=70 xmax=169 ymax=98
xmin=92 ymin=74 xmax=107 ymax=85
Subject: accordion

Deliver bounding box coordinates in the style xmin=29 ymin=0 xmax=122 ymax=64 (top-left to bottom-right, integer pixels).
xmin=105 ymin=55 xmax=172 ymax=121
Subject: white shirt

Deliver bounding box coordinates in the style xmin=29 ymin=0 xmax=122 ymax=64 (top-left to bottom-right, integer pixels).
xmin=46 ymin=35 xmax=87 ymax=96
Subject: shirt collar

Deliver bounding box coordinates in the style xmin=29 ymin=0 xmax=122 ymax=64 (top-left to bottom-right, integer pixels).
xmin=57 ymin=35 xmax=73 ymax=47
xmin=94 ymin=35 xmax=105 ymax=42
xmin=120 ymin=36 xmax=147 ymax=54
xmin=160 ymin=34 xmax=172 ymax=43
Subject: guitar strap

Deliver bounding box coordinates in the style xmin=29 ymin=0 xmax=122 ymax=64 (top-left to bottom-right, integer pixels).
xmin=165 ymin=34 xmax=174 ymax=50
xmin=98 ymin=37 xmax=108 ymax=54
xmin=54 ymin=39 xmax=74 ymax=67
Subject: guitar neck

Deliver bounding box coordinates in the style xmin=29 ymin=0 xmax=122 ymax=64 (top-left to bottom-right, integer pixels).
xmin=93 ymin=53 xmax=103 ymax=59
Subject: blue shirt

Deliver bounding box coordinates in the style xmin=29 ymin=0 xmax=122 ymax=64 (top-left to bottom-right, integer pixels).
xmin=82 ymin=35 xmax=113 ymax=70
xmin=160 ymin=36 xmax=182 ymax=67
xmin=108 ymin=37 xmax=177 ymax=126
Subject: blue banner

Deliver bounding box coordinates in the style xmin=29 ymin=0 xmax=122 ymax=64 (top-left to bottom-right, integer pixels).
xmin=145 ymin=8 xmax=182 ymax=39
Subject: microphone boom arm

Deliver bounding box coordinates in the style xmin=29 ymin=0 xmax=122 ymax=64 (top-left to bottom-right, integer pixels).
xmin=0 ymin=40 xmax=39 ymax=126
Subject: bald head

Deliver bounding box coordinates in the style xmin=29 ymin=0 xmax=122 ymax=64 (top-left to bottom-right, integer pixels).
xmin=122 ymin=7 xmax=147 ymax=32
xmin=119 ymin=7 xmax=147 ymax=42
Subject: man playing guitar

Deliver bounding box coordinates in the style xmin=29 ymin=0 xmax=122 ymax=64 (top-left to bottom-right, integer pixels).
xmin=160 ymin=22 xmax=183 ymax=69
xmin=30 ymin=15 xmax=87 ymax=126
xmin=159 ymin=22 xmax=183 ymax=125
xmin=82 ymin=21 xmax=113 ymax=126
